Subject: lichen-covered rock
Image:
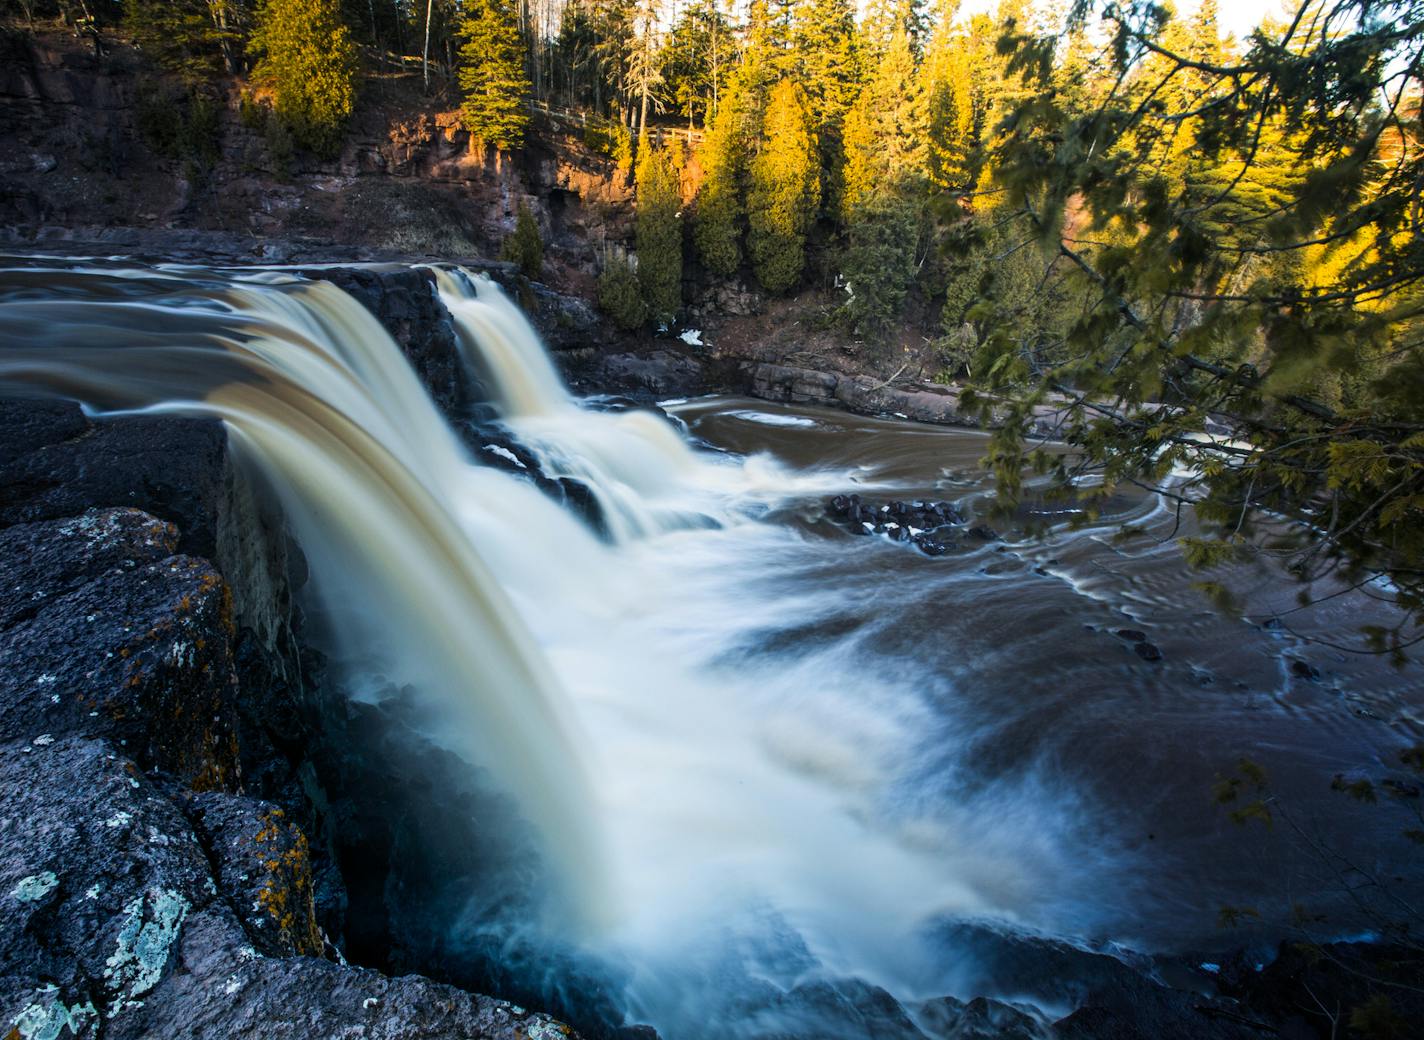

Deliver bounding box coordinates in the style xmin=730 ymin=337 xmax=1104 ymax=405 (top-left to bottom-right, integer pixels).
xmin=0 ymin=737 xmax=581 ymax=1040
xmin=0 ymin=508 xmax=177 ymax=629
xmin=0 ymin=736 xmax=227 ymax=1034
xmin=0 ymin=512 xmax=241 ymax=789
xmin=184 ymin=792 xmax=323 ymax=958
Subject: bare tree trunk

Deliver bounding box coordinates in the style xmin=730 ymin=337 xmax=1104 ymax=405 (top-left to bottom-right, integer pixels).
xmin=422 ymin=0 xmax=434 ymax=91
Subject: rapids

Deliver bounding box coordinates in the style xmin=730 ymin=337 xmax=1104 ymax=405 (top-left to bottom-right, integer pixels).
xmin=1 ymin=257 xmax=1420 ymax=1038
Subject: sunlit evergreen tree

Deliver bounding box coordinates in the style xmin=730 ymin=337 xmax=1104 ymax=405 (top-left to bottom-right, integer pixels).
xmin=457 ymin=0 xmax=531 ymax=150
xmin=635 ymin=134 xmax=684 ymax=325
xmin=748 ymin=80 xmax=820 ymax=293
xmin=249 ymin=0 xmax=358 ymax=156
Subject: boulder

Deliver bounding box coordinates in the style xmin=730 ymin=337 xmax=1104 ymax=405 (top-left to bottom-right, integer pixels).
xmin=0 ymin=509 xmax=241 ymax=789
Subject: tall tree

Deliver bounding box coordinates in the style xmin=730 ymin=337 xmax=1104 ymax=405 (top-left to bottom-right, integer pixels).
xmin=249 ymin=0 xmax=359 ymax=156
xmin=457 ymin=0 xmax=532 ymax=150
xmin=635 ymin=134 xmax=684 ymax=325
xmin=747 ymin=79 xmax=821 ymax=293
xmin=840 ymin=23 xmax=928 ymax=332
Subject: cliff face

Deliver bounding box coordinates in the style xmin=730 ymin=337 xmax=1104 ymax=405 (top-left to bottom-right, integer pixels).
xmin=0 ymin=30 xmax=632 ymax=300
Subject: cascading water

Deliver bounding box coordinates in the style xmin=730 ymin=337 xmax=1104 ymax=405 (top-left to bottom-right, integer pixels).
xmin=431 ymin=265 xmax=848 ymax=541
xmin=4 ymin=258 xmax=1419 ymax=1039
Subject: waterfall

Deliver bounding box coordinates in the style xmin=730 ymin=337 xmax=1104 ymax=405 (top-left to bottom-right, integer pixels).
xmin=0 ymin=260 xmax=1062 ymax=1039
xmin=0 ymin=268 xmax=609 ymax=917
xmin=431 ymin=266 xmax=853 ymax=541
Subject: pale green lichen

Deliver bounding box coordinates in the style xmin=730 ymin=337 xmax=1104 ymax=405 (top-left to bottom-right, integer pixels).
xmin=103 ymin=888 xmax=189 ymax=1013
xmin=11 ymin=872 xmax=58 ymax=902
xmin=12 ymin=985 xmax=97 ymax=1040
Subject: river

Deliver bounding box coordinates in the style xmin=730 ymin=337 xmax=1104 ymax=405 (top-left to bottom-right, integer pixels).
xmin=1 ymin=257 xmax=1419 ymax=1038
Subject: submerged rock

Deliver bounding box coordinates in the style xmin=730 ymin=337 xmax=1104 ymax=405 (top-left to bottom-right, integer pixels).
xmin=824 ymin=495 xmax=970 ymax=557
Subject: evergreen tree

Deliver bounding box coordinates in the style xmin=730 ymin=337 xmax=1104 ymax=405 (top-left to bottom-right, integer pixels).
xmin=693 ymin=103 xmax=745 ymax=275
xmin=124 ymin=0 xmax=243 ymax=80
xmin=662 ymin=0 xmax=731 ymax=126
xmin=457 ymin=0 xmax=531 ymax=150
xmin=840 ymin=24 xmax=927 ymax=332
xmin=840 ymin=24 xmax=925 ymax=218
xmin=977 ymin=0 xmax=1424 ymax=649
xmin=747 ymin=80 xmax=820 ymax=294
xmin=790 ymin=0 xmax=859 ymax=136
xmin=923 ymin=6 xmax=978 ymax=192
xmin=635 ymin=135 xmax=684 ymax=326
xmin=502 ymin=203 xmax=544 ymax=279
xmin=249 ymin=0 xmax=358 ymax=156
xmin=598 ymin=251 xmax=647 ymax=330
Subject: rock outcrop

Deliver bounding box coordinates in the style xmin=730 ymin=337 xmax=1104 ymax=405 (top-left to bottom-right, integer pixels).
xmin=0 ymin=736 xmax=575 ymax=1040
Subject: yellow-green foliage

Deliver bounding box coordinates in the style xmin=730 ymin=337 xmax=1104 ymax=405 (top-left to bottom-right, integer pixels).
xmin=249 ymin=0 xmax=358 ymax=157
xmin=584 ymin=119 xmax=634 ymax=172
xmin=694 ymin=96 xmax=747 ymax=276
xmin=841 ymin=24 xmax=925 ymax=219
xmin=747 ymin=80 xmax=820 ymax=295
xmin=635 ymin=136 xmax=684 ymax=326
xmin=457 ymin=0 xmax=532 ymax=150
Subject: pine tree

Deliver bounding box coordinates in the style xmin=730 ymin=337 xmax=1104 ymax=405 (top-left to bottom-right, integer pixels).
xmin=635 ymin=135 xmax=684 ymax=326
xmin=125 ymin=0 xmax=239 ymax=80
xmin=693 ymin=105 xmax=745 ymax=275
xmin=249 ymin=0 xmax=359 ymax=157
xmin=747 ymin=80 xmax=820 ymax=294
xmin=662 ymin=0 xmax=731 ymax=126
xmin=790 ymin=0 xmax=859 ymax=136
xmin=457 ymin=0 xmax=531 ymax=150
xmin=598 ymin=252 xmax=647 ymax=330
xmin=840 ymin=24 xmax=925 ymax=218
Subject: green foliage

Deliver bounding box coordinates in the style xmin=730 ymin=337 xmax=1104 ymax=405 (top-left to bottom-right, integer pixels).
xmin=123 ymin=0 xmax=236 ymax=81
xmin=747 ymin=80 xmax=820 ymax=294
xmin=583 ymin=119 xmax=633 ymax=171
xmin=635 ymin=135 xmax=684 ymax=326
xmin=457 ymin=0 xmax=531 ymax=150
xmin=841 ymin=193 xmax=923 ymax=336
xmin=598 ymin=251 xmax=648 ymax=330
xmin=693 ymin=103 xmax=745 ymax=276
xmin=249 ymin=0 xmax=358 ymax=157
xmin=661 ymin=0 xmax=732 ymax=126
xmin=502 ymin=204 xmax=544 ymax=279
xmin=965 ymin=0 xmax=1424 ymax=646
xmin=135 ymin=81 xmax=223 ymax=167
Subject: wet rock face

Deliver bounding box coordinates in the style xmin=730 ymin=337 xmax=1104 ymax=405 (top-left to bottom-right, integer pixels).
xmin=577 ymin=350 xmax=708 ymax=399
xmin=0 ymin=400 xmax=228 ymax=557
xmin=0 ymin=737 xmax=581 ymax=1040
xmin=0 ymin=508 xmax=242 ymax=789
xmin=305 ymin=266 xmax=469 ymax=413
